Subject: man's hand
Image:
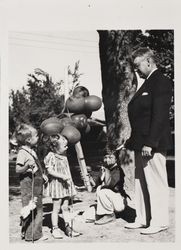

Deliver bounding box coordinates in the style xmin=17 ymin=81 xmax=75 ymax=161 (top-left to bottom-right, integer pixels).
xmin=141 ymin=146 xmax=152 ymax=157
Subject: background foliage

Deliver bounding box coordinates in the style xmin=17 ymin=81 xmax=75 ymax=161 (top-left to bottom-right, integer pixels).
xmin=9 ymin=63 xmax=81 ymax=135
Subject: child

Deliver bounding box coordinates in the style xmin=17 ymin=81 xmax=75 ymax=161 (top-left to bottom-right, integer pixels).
xmin=44 ymin=133 xmax=81 ymax=239
xmin=93 ymin=152 xmax=129 ymax=225
xmin=15 ymin=123 xmax=48 ymax=242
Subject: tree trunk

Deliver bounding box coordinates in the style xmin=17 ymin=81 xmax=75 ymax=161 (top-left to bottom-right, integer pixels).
xmin=98 ymin=30 xmax=140 ymax=193
xmin=98 ymin=30 xmax=137 ymax=151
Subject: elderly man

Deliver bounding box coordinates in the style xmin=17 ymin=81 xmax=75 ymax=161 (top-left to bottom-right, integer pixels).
xmin=124 ymin=47 xmax=173 ymax=235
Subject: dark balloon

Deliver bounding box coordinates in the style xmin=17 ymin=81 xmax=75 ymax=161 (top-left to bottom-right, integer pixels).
xmin=61 ymin=125 xmax=81 ymax=144
xmin=59 ymin=117 xmax=75 ymax=127
xmin=71 ymin=114 xmax=88 ymax=129
xmin=66 ymin=96 xmax=85 ymax=113
xmin=40 ymin=117 xmax=63 ymax=135
xmin=72 ymin=86 xmax=89 ymax=98
xmin=84 ymin=95 xmax=102 ymax=111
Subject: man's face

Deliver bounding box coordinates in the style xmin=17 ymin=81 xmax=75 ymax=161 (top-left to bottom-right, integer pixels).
xmin=134 ymin=56 xmax=151 ymax=79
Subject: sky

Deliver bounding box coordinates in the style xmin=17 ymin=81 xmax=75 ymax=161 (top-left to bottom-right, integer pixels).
xmin=8 ymin=30 xmax=105 ymax=119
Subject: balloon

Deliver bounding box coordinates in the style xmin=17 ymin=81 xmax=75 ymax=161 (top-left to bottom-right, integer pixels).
xmin=61 ymin=125 xmax=81 ymax=144
xmin=72 ymin=86 xmax=89 ymax=98
xmin=71 ymin=114 xmax=88 ymax=129
xmin=59 ymin=117 xmax=75 ymax=128
xmin=40 ymin=117 xmax=63 ymax=135
xmin=66 ymin=96 xmax=85 ymax=113
xmin=84 ymin=95 xmax=102 ymax=111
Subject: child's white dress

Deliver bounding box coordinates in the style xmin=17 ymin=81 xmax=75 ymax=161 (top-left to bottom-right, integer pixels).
xmin=44 ymin=152 xmax=76 ymax=199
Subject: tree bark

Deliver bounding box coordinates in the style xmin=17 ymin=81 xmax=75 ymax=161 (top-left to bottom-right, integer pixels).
xmin=98 ymin=30 xmax=137 ymax=151
xmin=98 ymin=30 xmax=142 ymax=194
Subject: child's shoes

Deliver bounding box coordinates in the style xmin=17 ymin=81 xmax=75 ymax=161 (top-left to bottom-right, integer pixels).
xmin=36 ymin=235 xmax=48 ymax=242
xmin=24 ymin=235 xmax=48 ymax=242
xmin=52 ymin=227 xmax=64 ymax=239
xmin=65 ymin=224 xmax=81 ymax=237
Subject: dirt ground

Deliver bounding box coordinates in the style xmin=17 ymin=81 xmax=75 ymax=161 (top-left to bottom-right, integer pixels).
xmin=9 ymin=185 xmax=175 ymax=243
xmin=9 ymin=151 xmax=175 ymax=244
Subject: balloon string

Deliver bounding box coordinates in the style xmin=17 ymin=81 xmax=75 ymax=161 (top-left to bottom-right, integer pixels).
xmin=67 ymin=107 xmax=71 ymax=119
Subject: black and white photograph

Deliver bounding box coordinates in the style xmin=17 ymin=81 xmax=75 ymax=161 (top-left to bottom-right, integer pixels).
xmin=0 ymin=0 xmax=181 ymax=248
xmin=8 ymin=29 xmax=175 ymax=243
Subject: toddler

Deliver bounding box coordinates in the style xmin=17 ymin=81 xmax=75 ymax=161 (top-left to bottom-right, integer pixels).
xmin=44 ymin=133 xmax=81 ymax=238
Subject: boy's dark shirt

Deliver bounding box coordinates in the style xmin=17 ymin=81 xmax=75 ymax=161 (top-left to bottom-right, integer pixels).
xmin=95 ymin=164 xmax=128 ymax=198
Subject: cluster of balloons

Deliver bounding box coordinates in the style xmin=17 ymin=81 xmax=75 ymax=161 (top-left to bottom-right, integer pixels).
xmin=40 ymin=86 xmax=102 ymax=144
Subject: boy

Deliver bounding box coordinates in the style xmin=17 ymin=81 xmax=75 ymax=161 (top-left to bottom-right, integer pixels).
xmin=94 ymin=152 xmax=129 ymax=225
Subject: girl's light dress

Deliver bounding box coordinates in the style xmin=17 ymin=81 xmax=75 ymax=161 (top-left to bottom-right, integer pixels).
xmin=44 ymin=152 xmax=76 ymax=199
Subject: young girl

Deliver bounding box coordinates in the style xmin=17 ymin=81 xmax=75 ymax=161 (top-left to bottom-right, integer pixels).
xmin=44 ymin=133 xmax=81 ymax=239
xmin=15 ymin=123 xmax=48 ymax=242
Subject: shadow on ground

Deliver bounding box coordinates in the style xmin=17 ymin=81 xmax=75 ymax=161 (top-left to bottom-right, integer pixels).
xmin=116 ymin=206 xmax=136 ymax=223
xmin=43 ymin=212 xmax=66 ymax=232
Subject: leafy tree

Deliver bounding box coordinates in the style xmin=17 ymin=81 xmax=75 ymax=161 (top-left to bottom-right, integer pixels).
xmin=9 ymin=62 xmax=83 ymax=135
xmin=145 ymin=30 xmax=174 ymax=80
xmin=9 ymin=87 xmax=30 ymax=134
xmin=27 ymin=68 xmax=64 ymax=127
xmin=9 ymin=68 xmax=64 ymax=133
xmin=68 ymin=60 xmax=83 ymax=96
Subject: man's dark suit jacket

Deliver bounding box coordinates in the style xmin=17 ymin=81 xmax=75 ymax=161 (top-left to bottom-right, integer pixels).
xmin=125 ymin=69 xmax=173 ymax=152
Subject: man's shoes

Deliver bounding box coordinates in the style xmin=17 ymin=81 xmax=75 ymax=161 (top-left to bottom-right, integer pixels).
xmin=52 ymin=227 xmax=64 ymax=239
xmin=21 ymin=231 xmax=25 ymax=240
xmin=95 ymin=213 xmax=116 ymax=225
xmin=124 ymin=222 xmax=147 ymax=229
xmin=140 ymin=226 xmax=168 ymax=235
